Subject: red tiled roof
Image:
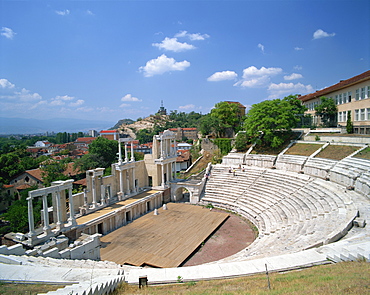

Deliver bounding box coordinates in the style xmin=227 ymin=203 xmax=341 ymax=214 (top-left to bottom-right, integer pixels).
xmin=26 ymin=168 xmax=43 ymax=182
xmin=100 ymin=130 xmax=118 ymax=133
xmin=63 ymin=162 xmax=81 ymax=177
xmin=3 ymin=184 xmax=14 ymax=188
xmin=73 ymin=178 xmax=87 ymax=186
xmin=177 ymin=150 xmax=191 ymax=162
xmin=15 ymin=184 xmax=31 ymax=190
xmin=75 ymin=137 xmax=97 ymax=143
xmin=299 ymin=70 xmax=370 ymax=102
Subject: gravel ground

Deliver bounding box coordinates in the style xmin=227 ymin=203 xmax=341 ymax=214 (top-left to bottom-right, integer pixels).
xmin=183 ymin=209 xmax=256 ymax=266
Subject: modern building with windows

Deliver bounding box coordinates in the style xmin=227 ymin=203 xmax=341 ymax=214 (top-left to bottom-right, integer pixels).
xmin=298 ymin=70 xmax=370 ymax=134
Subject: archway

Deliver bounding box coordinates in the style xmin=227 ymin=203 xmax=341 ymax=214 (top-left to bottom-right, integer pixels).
xmin=174 ymin=187 xmax=192 ymax=202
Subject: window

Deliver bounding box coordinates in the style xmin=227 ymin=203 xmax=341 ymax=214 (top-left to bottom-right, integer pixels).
xmin=338 ymin=94 xmax=342 ymax=104
xmin=361 ymin=87 xmax=365 ymax=100
xmin=348 ymin=91 xmax=352 ymax=102
xmin=368 ymin=86 xmax=370 ymax=99
xmin=360 ymin=108 xmax=365 ymax=121
xmin=338 ymin=112 xmax=343 ymax=122
xmin=343 ymin=92 xmax=347 ymax=104
xmin=355 ymin=109 xmax=359 ymax=121
xmin=356 ymin=89 xmax=360 ymax=100
xmin=335 ymin=95 xmax=339 ymax=105
xmin=367 ymin=108 xmax=370 ymax=120
xmin=343 ymin=111 xmax=347 ymax=122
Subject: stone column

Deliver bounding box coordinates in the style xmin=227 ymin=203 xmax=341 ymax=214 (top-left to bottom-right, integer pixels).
xmin=118 ymin=141 xmax=123 ymax=165
xmin=124 ymin=143 xmax=128 ymax=162
xmin=101 ymin=184 xmax=105 ymax=205
xmin=130 ymin=141 xmax=135 ymax=162
xmin=160 ymin=138 xmax=164 ymax=159
xmin=119 ymin=169 xmax=124 ymax=199
xmin=68 ymin=188 xmax=77 ymax=226
xmin=42 ymin=195 xmax=51 ymax=235
xmin=27 ymin=197 xmax=36 ymax=238
xmin=132 ymin=168 xmax=136 ymax=192
xmin=161 ymin=163 xmax=165 ymax=187
xmin=126 ymin=170 xmax=130 ymax=195
xmin=166 ymin=163 xmax=170 ymax=183
xmin=55 ymin=191 xmax=64 ymax=231
xmin=91 ymin=176 xmax=97 ymax=209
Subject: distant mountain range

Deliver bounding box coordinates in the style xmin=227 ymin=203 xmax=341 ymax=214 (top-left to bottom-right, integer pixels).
xmin=0 ymin=117 xmax=116 ymax=135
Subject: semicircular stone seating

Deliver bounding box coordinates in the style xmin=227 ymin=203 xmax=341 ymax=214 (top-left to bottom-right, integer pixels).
xmin=201 ymin=164 xmax=359 ymax=262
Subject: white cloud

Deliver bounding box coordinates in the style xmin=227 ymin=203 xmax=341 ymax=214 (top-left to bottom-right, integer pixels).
xmin=207 ymin=71 xmax=238 ymax=82
xmin=294 ymin=65 xmax=303 ymax=71
xmin=50 ymin=95 xmax=78 ymax=106
xmin=119 ymin=103 xmax=131 ymax=108
xmin=234 ymin=66 xmax=283 ymax=88
xmin=268 ymin=82 xmax=314 ymax=99
xmin=139 ymin=54 xmax=190 ymax=77
xmin=179 ymin=104 xmax=195 ymax=110
xmin=294 ymin=47 xmax=303 ymax=51
xmin=121 ymin=94 xmax=142 ymax=102
xmin=242 ymin=66 xmax=282 ymax=77
xmin=313 ymin=29 xmax=335 ymax=40
xmin=153 ymin=37 xmax=195 ymax=52
xmin=55 ymin=10 xmax=70 ymax=16
xmin=258 ymin=43 xmax=265 ymax=53
xmin=69 ymin=99 xmax=85 ymax=107
xmin=175 ymin=30 xmax=210 ymax=41
xmin=53 ymin=95 xmax=74 ymax=101
xmin=15 ymin=88 xmax=42 ymax=101
xmin=86 ymin=10 xmax=95 ymax=16
xmin=0 ymin=79 xmax=15 ymax=89
xmin=30 ymin=100 xmax=47 ymax=109
xmin=284 ymin=73 xmax=303 ymax=81
xmin=50 ymin=99 xmax=65 ymax=106
xmin=1 ymin=27 xmax=16 ymax=39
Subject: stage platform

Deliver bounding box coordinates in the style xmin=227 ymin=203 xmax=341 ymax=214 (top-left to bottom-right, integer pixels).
xmin=100 ymin=203 xmax=229 ymax=268
xmin=76 ymin=190 xmax=159 ymax=225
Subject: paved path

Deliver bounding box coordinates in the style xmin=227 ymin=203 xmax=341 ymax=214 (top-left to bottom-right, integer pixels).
xmin=126 ymin=248 xmax=329 ymax=284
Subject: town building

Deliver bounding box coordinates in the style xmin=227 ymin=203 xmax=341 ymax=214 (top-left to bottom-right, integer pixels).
xmin=100 ymin=130 xmax=120 ymax=140
xmin=169 ymin=127 xmax=198 ymax=141
xmin=176 ymin=149 xmax=191 ymax=172
xmin=298 ymin=70 xmax=370 ymax=134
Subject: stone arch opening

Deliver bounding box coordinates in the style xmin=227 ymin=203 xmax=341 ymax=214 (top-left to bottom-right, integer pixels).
xmin=174 ymin=186 xmax=192 ymax=202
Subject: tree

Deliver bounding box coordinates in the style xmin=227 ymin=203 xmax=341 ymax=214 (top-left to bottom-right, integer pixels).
xmin=210 ymin=101 xmax=244 ymax=137
xmin=41 ymin=160 xmax=69 ymax=186
xmin=199 ymin=114 xmax=223 ymax=137
xmin=244 ymin=95 xmax=306 ymax=148
xmin=346 ymin=110 xmax=354 ymax=134
xmin=234 ymin=132 xmax=250 ymax=152
xmin=314 ymin=96 xmax=338 ymax=127
xmin=75 ymin=137 xmax=118 ymax=171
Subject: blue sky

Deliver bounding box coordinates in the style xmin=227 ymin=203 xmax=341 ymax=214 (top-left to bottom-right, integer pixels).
xmin=1 ymin=0 xmax=369 ymax=125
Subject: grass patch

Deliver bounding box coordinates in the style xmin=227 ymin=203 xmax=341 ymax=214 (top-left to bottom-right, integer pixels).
xmin=285 ymin=143 xmax=323 ymax=156
xmin=354 ymin=147 xmax=370 ymax=160
xmin=315 ymin=145 xmax=360 ymax=160
xmin=112 ymin=261 xmax=370 ymax=295
xmin=0 ymin=283 xmax=63 ymax=294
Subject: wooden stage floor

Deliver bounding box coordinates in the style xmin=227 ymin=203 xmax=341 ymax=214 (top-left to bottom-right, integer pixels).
xmin=76 ymin=190 xmax=159 ymax=225
xmin=100 ymin=203 xmax=229 ymax=268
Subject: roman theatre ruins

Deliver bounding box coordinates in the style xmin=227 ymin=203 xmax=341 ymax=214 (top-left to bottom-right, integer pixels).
xmin=1 ymin=130 xmax=369 ymax=294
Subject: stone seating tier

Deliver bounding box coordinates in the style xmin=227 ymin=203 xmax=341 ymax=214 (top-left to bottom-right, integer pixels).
xmin=355 ymin=172 xmax=370 ymax=196
xmin=303 ymin=157 xmax=338 ymax=179
xmin=202 ymin=165 xmax=359 ymax=263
